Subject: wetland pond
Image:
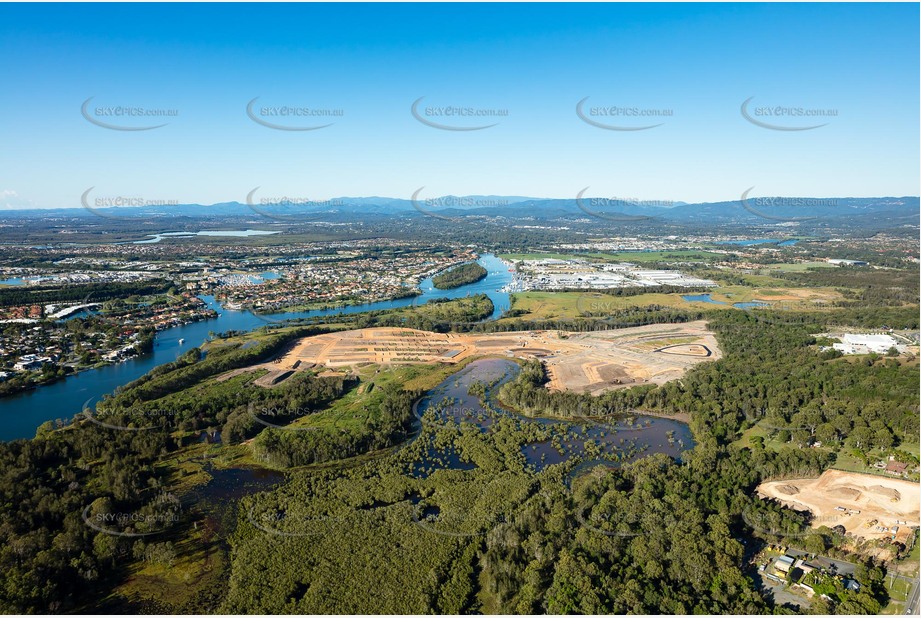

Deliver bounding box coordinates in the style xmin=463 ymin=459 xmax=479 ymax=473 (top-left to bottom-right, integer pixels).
xmin=180 ymin=357 xmax=692 ymax=505
xmin=413 ymin=358 xmax=694 ymax=474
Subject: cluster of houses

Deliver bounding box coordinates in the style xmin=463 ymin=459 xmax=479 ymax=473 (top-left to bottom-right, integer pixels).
xmin=0 ymin=325 xmax=140 ymax=380
xmin=0 ymin=304 xmax=43 ymax=322
xmin=0 ymin=326 xmax=66 ymax=379
xmin=12 ymin=353 xmax=53 ymax=371
xmin=209 ymin=251 xmax=478 ymax=311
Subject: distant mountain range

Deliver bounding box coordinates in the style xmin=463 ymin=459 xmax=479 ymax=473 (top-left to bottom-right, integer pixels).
xmin=2 ymin=195 xmax=918 ymax=227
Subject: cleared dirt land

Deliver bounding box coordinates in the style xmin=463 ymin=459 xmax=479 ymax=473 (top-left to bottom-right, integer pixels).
xmin=269 ymin=321 xmax=720 ymax=394
xmin=758 ymin=469 xmax=920 ymax=544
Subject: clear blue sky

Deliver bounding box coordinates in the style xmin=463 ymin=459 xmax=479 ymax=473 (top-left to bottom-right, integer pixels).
xmin=0 ymin=2 xmax=917 ymax=209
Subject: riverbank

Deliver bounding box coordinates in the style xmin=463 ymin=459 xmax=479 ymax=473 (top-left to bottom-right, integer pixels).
xmin=0 ymin=255 xmax=513 ymax=441
xmin=432 ymin=261 xmax=488 ymax=290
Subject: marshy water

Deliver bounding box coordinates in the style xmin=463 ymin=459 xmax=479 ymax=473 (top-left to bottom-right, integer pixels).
xmin=413 ymin=358 xmax=694 ymax=473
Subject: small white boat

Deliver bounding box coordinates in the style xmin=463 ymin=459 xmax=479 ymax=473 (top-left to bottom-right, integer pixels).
xmin=178 ymin=338 xmax=185 ymax=345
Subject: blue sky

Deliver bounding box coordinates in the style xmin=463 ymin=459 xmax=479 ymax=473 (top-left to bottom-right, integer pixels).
xmin=0 ymin=2 xmax=918 ymax=209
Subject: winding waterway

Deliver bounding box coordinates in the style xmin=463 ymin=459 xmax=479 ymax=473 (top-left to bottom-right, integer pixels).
xmin=0 ymin=254 xmax=512 ymax=440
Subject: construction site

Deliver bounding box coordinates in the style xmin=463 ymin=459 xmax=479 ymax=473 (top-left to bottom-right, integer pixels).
xmin=258 ymin=320 xmax=720 ymax=394
xmin=757 ymin=469 xmax=921 ymax=544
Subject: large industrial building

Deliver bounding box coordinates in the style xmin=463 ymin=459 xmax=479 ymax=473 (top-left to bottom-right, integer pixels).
xmin=832 ymin=333 xmax=905 ymax=355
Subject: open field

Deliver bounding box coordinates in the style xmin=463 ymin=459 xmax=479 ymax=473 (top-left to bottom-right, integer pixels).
xmin=265 ymin=321 xmax=720 ymax=394
xmin=507 ymin=291 xmax=714 ymax=321
xmin=758 ymin=470 xmax=921 ymax=544
xmin=761 ymin=262 xmax=838 ymax=272
xmin=505 ymin=286 xmax=845 ymax=322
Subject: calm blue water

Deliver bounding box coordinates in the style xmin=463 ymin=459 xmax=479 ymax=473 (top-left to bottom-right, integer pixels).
xmin=718 ymin=239 xmax=798 ymax=246
xmin=61 ymin=309 xmax=100 ymax=321
xmin=681 ymin=294 xmax=726 ymax=305
xmin=682 ymin=294 xmax=770 ymax=310
xmin=0 ymin=255 xmax=511 ymax=440
xmin=0 ymin=278 xmax=25 ymax=286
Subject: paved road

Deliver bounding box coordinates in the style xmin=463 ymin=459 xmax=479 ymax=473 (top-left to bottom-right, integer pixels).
xmin=906 ymin=576 xmax=919 ymax=615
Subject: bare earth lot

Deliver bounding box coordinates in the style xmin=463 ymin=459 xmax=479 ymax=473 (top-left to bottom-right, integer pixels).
xmin=268 ymin=321 xmax=720 ymax=394
xmin=758 ymin=469 xmax=921 ymax=544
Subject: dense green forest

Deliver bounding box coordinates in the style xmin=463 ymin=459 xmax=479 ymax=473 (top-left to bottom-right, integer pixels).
xmin=432 ymin=262 xmax=488 ymax=289
xmin=218 ymin=310 xmax=917 ymax=614
xmin=0 ymin=298 xmax=916 ymax=613
xmin=0 ymin=280 xmax=173 ymax=307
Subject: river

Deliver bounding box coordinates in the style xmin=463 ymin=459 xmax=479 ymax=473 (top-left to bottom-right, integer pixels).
xmin=0 ymin=254 xmax=512 ymax=441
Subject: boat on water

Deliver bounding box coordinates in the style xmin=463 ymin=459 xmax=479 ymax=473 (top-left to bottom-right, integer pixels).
xmin=178 ymin=338 xmax=185 ymax=345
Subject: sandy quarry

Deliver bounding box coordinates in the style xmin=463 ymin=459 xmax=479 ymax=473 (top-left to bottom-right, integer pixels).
xmin=266 ymin=320 xmax=720 ymax=394
xmin=757 ymin=469 xmax=920 ymax=544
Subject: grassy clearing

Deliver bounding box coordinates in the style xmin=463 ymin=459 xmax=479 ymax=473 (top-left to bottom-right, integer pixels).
xmin=897 ymin=442 xmax=920 ymax=458
xmin=762 ymin=262 xmax=838 ymax=272
xmin=503 ymin=286 xmax=844 ymax=322
xmin=886 ymin=576 xmax=912 ymax=601
xmin=711 ymin=285 xmax=844 ymax=305
xmin=735 ymin=424 xmax=792 ymax=453
xmin=505 ymin=290 xmax=723 ymax=321
xmin=108 ymin=499 xmax=230 ymax=611
xmin=881 ymin=598 xmax=906 ymax=614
